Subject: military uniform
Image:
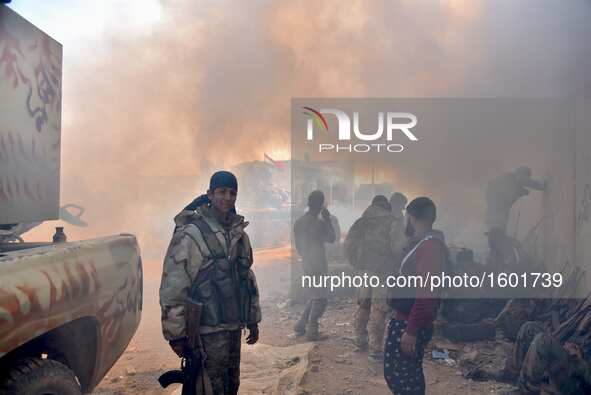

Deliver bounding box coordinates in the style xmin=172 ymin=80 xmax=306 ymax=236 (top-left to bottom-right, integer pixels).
xmin=345 ymin=204 xmax=405 ymax=356
xmin=510 ymin=303 xmax=591 ymax=395
xmin=160 ymin=204 xmax=261 ymax=395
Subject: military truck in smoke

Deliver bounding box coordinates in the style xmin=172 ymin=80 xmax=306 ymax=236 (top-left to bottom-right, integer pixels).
xmin=232 ymin=159 xmax=291 ymax=248
xmin=0 ymin=6 xmax=142 ymax=394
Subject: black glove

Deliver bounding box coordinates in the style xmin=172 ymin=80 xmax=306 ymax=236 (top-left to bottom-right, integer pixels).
xmin=246 ymin=324 xmax=259 ymax=345
xmin=169 ymin=337 xmax=189 ymax=357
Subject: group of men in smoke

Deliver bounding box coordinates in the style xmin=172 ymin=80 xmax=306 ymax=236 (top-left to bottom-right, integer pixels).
xmin=158 ymin=167 xmax=590 ymax=395
xmin=292 ymin=166 xmax=591 ymax=395
xmin=294 ymin=188 xmax=448 ymax=394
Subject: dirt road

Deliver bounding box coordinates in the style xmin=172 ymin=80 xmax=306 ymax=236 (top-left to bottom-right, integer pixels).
xmin=92 ymin=246 xmax=512 ymax=395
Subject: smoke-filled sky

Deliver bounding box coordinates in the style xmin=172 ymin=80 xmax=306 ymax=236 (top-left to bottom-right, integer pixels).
xmin=9 ymin=0 xmax=591 ymax=259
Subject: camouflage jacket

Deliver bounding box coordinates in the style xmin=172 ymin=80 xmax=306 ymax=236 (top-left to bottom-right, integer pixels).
xmin=344 ymin=204 xmax=406 ymax=275
xmin=159 ymin=205 xmax=262 ymax=340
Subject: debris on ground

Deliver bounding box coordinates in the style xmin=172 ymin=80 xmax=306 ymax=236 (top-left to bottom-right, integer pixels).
xmin=432 ymin=349 xmax=449 ymax=360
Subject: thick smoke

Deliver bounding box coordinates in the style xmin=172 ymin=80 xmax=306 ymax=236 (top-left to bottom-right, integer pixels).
xmin=21 ymin=0 xmax=591 ymax=259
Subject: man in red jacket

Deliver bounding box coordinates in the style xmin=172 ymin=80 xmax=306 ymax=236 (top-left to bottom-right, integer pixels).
xmin=384 ymin=197 xmax=447 ymax=395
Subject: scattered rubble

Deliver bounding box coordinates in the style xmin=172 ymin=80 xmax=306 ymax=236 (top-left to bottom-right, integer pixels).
xmin=459 ymin=350 xmax=479 ymax=368
xmin=94 ymin=255 xmax=519 ymax=395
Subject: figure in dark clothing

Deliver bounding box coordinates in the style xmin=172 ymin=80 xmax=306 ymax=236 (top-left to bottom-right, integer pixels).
xmin=385 ymin=197 xmax=447 ymax=395
xmin=293 ymin=190 xmax=336 ymax=340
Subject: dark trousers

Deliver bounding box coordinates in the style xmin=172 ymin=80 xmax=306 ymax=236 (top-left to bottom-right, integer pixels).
xmin=299 ymin=297 xmax=327 ymax=326
xmin=202 ymin=329 xmax=242 ymax=395
xmin=383 ymin=319 xmax=433 ymax=395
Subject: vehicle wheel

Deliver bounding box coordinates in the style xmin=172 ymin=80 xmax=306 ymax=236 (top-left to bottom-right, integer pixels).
xmin=0 ymin=357 xmax=81 ymax=395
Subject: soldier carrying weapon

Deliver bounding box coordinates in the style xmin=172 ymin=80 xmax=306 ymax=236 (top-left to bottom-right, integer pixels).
xmin=159 ymin=298 xmax=213 ymax=395
xmin=159 ymin=171 xmax=262 ymax=395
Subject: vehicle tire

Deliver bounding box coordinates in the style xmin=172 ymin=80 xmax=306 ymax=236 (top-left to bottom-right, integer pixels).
xmin=0 ymin=357 xmax=81 ymax=395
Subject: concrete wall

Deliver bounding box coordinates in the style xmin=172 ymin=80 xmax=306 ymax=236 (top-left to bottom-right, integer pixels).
xmin=544 ymin=99 xmax=591 ymax=297
xmin=575 ymin=99 xmax=591 ymax=296
xmin=0 ymin=7 xmax=62 ymax=223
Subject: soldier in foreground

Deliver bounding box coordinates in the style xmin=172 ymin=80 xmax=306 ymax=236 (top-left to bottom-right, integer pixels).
xmin=293 ymin=190 xmax=336 ymax=340
xmin=160 ymin=171 xmax=262 ymax=395
xmin=345 ymin=195 xmax=405 ymax=362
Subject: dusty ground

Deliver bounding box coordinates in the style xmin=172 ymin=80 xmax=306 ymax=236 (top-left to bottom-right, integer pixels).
xmin=92 ymin=246 xmax=514 ymax=395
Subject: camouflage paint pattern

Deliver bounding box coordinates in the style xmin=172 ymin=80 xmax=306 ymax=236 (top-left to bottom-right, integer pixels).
xmin=201 ymin=329 xmax=242 ymax=395
xmin=0 ymin=234 xmax=142 ymax=389
xmin=0 ymin=6 xmax=63 ymax=223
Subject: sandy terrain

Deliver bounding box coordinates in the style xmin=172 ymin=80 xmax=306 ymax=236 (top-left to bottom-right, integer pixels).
xmin=92 ymin=247 xmax=513 ymax=395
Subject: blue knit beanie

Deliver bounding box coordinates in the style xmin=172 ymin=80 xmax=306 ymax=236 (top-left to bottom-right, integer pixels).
xmin=209 ymin=171 xmax=238 ymax=192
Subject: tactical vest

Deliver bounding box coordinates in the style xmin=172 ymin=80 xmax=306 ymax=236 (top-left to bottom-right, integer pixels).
xmin=183 ymin=218 xmax=246 ymax=327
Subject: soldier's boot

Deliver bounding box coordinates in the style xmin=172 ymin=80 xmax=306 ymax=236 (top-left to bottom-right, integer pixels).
xmin=354 ymin=300 xmax=370 ymax=352
xmin=305 ymin=299 xmax=327 ymax=341
xmin=355 ymin=335 xmax=368 ymax=352
xmin=305 ymin=322 xmax=321 ymax=341
xmin=366 ymin=347 xmax=383 ymax=377
xmin=294 ymin=302 xmax=312 ymax=336
xmin=367 ymin=351 xmax=383 ymax=364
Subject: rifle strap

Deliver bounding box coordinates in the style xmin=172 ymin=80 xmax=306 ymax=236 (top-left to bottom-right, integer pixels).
xmin=187 ymin=219 xmax=227 ymax=259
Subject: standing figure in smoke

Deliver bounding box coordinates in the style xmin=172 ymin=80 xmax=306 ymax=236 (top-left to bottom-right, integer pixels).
xmin=485 ymin=166 xmax=546 ymax=234
xmin=345 ymin=195 xmax=405 ymax=363
xmin=485 ymin=166 xmax=545 ymax=266
xmin=160 ymin=171 xmax=262 ymax=395
xmin=385 ymin=197 xmax=448 ymax=395
xmin=293 ymin=190 xmax=336 ymax=340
